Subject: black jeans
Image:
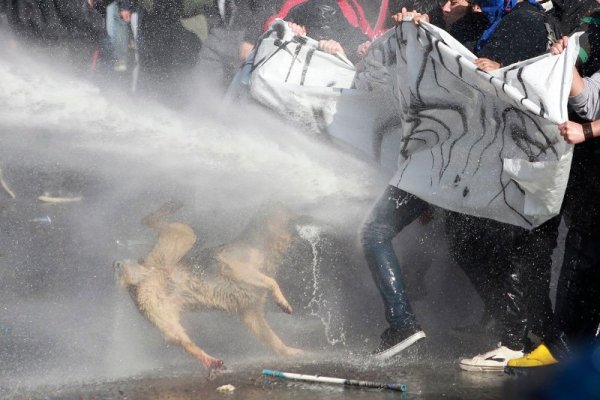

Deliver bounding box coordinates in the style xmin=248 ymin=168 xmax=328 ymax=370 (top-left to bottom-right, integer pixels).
xmin=444 ymin=213 xmax=559 ymax=351
xmin=361 ymin=185 xmax=429 ymax=331
xmin=546 ymin=144 xmax=600 ymax=359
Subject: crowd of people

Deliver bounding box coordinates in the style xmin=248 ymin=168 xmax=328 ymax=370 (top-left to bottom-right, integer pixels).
xmin=361 ymin=0 xmax=600 ymax=383
xmin=2 ymin=0 xmax=600 ymax=386
xmin=0 ymin=0 xmax=394 ymax=98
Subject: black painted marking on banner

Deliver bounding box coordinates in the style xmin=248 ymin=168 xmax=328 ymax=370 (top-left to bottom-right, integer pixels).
xmin=486 ymin=116 xmax=533 ymax=227
xmin=415 ymin=31 xmax=435 ymax=100
xmin=502 ymin=107 xmax=559 ymax=160
xmin=473 ymin=106 xmax=502 ymax=176
xmin=463 ymin=105 xmax=488 ymax=175
xmin=251 ymin=39 xmax=294 ymax=73
xmin=432 ymin=59 xmax=450 ymax=93
xmin=300 ymin=48 xmax=315 ymax=86
xmin=434 ymin=39 xmax=446 ymax=69
xmin=516 ymin=68 xmax=530 ymax=107
xmin=396 ymin=25 xmax=408 ymax=64
xmin=285 ymin=43 xmax=304 ymax=83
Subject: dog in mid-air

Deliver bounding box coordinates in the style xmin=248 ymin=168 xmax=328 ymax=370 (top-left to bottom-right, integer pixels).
xmin=113 ymin=201 xmax=304 ymax=370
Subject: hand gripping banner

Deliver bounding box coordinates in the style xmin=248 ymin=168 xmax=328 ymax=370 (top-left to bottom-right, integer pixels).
xmin=249 ymin=20 xmax=401 ymax=170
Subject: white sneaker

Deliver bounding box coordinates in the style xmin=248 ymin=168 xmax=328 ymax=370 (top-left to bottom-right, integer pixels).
xmin=459 ymin=345 xmax=524 ymax=372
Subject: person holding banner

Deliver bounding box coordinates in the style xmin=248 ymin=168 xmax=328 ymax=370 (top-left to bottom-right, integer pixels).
xmin=263 ymin=0 xmax=373 ymax=63
xmin=362 ymin=0 xmax=564 ymax=371
xmin=448 ymin=0 xmax=563 ymax=373
xmin=506 ymin=34 xmax=600 ymax=372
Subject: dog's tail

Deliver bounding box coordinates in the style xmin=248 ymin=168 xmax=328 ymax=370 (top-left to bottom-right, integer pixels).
xmin=142 ymin=200 xmax=184 ymax=230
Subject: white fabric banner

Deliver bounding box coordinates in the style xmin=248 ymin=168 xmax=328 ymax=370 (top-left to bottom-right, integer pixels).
xmin=389 ymin=21 xmax=579 ymax=228
xmin=249 ymin=20 xmax=400 ymax=171
xmin=249 ymin=19 xmax=579 ymax=229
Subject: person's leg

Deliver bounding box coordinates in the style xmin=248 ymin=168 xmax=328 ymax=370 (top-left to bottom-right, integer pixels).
xmin=459 ymin=218 xmax=558 ymax=372
xmin=130 ymin=10 xmax=140 ymax=92
xmin=105 ymin=2 xmax=130 ymax=71
xmin=503 ymin=217 xmax=559 ymax=351
xmin=524 ymin=217 xmax=560 ymax=345
xmin=445 ymin=212 xmax=504 ymax=331
xmin=193 ymin=27 xmax=244 ymax=94
xmin=506 ymin=146 xmax=600 ymax=372
xmin=360 ymin=185 xmax=429 ymax=357
xmin=457 ymin=220 xmax=523 ymax=371
xmin=545 ymin=224 xmax=600 ymax=358
xmin=505 ymin=223 xmax=600 ymax=372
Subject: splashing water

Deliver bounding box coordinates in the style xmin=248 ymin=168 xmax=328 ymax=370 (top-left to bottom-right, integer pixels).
xmin=0 ymin=34 xmax=384 ymax=389
xmin=297 ymin=224 xmax=346 ymax=346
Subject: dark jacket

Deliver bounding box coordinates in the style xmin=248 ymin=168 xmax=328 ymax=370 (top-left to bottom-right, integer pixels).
xmin=5 ymin=0 xmax=105 ymax=41
xmin=240 ymin=1 xmax=284 ymax=43
xmin=476 ymin=2 xmax=560 ymax=67
xmin=576 ymin=7 xmax=600 ymax=77
xmin=447 ymin=9 xmax=488 ymax=52
xmin=551 ymin=0 xmax=597 ymax=35
xmin=269 ymin=0 xmax=369 ymax=62
xmin=137 ymin=0 xmax=202 ymax=73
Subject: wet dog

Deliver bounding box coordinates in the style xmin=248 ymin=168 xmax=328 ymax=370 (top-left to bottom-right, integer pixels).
xmin=114 ymin=201 xmax=303 ymax=370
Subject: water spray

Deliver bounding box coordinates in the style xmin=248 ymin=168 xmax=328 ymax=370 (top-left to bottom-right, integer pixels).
xmin=296 ymin=224 xmax=346 ymax=346
xmin=0 ymin=166 xmax=15 ymax=199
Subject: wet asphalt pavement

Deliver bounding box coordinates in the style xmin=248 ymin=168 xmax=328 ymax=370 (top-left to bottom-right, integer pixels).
xmin=5 ymin=356 xmax=510 ymax=400
xmin=0 ymin=174 xmax=522 ymax=400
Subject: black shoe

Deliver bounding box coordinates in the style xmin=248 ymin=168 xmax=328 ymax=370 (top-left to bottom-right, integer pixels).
xmin=373 ymin=327 xmax=426 ymax=360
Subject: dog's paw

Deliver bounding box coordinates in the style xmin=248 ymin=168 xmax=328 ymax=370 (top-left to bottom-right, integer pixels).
xmin=277 ymin=301 xmax=293 ymax=314
xmin=203 ymin=356 xmax=225 ymax=371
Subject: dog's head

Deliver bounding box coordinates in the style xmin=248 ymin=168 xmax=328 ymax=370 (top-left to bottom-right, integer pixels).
xmin=113 ymin=259 xmax=147 ymax=287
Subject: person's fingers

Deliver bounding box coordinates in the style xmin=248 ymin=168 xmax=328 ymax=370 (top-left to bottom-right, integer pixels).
xmin=319 ymin=40 xmax=332 ymax=53
xmin=551 ymin=42 xmax=565 ymax=55
xmin=320 ymin=40 xmax=342 ymax=54
xmin=550 ymin=36 xmax=569 ymax=55
xmin=474 ymin=59 xmax=487 ymax=68
xmin=474 ymin=58 xmax=500 ymax=71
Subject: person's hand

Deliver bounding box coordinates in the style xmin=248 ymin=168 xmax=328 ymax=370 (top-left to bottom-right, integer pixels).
xmin=474 ymin=57 xmax=502 ymax=72
xmin=549 ymin=36 xmax=569 ymax=55
xmin=288 ymin=22 xmax=307 ymax=36
xmin=119 ymin=9 xmax=132 ymax=23
xmin=319 ymin=39 xmax=345 ymax=56
xmin=86 ymin=0 xmax=94 ymax=7
xmin=392 ymin=7 xmax=430 ymax=25
xmin=418 ymin=207 xmax=434 ymax=225
xmin=357 ymin=40 xmax=372 ymax=58
xmin=239 ymin=41 xmax=254 ymax=61
xmin=559 ymin=120 xmax=585 ymax=144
